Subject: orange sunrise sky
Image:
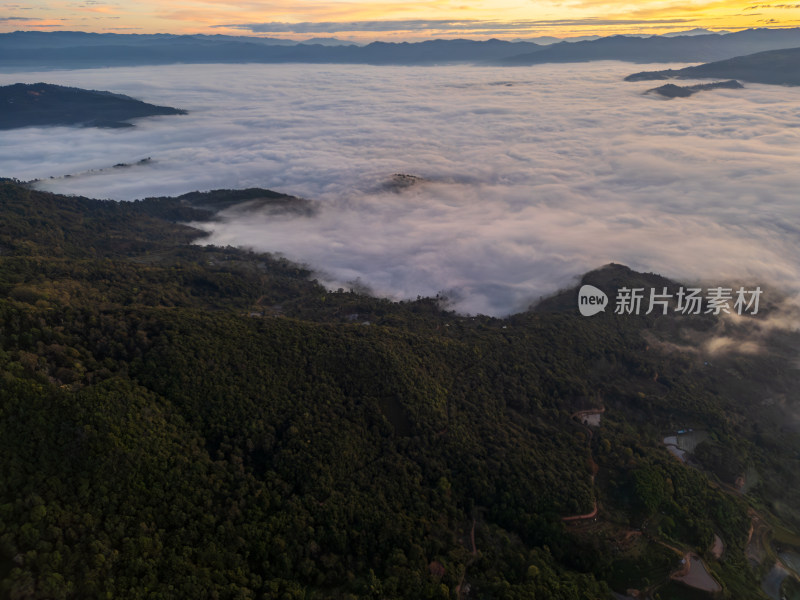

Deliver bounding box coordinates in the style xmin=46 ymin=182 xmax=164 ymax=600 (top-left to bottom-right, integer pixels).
xmin=2 ymin=1 xmax=799 ymax=41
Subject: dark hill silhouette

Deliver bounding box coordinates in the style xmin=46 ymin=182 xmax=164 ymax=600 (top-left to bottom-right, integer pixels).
xmin=625 ymin=46 xmax=800 ymax=86
xmin=646 ymin=80 xmax=744 ymax=98
xmin=500 ymin=28 xmax=800 ymax=65
xmin=5 ymin=28 xmax=800 ymax=68
xmin=0 ymin=32 xmax=540 ymax=68
xmin=0 ymin=82 xmax=187 ymax=129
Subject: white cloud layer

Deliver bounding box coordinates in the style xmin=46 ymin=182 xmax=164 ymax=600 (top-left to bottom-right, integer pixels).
xmin=2 ymin=63 xmax=800 ymax=315
xmin=214 ymin=18 xmax=690 ymax=34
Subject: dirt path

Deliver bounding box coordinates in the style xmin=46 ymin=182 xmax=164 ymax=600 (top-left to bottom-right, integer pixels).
xmin=562 ymin=407 xmax=603 ymax=522
xmin=572 ymin=407 xmax=606 ymax=427
xmin=657 ymin=540 xmax=686 ymax=558
xmin=563 ymin=501 xmax=599 ymax=522
xmin=746 ymin=510 xmax=771 ymax=567
xmin=456 ymin=517 xmax=478 ymax=600
xmin=470 ymin=517 xmax=477 ymax=556
xmin=711 ymin=534 xmax=724 ymax=559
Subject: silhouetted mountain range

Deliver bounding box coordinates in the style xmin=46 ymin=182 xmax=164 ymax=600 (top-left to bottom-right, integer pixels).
xmin=646 ymin=80 xmax=744 ymax=98
xmin=626 ymin=46 xmax=800 ymax=86
xmin=0 ymin=83 xmax=187 ymax=129
xmin=0 ymin=31 xmax=358 ymax=49
xmin=0 ymin=32 xmax=537 ymax=68
xmin=3 ymin=28 xmax=800 ymax=68
xmin=500 ymin=28 xmax=800 ymax=65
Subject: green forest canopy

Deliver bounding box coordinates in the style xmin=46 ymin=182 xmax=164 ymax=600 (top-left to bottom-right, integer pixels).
xmin=1 ymin=178 xmax=798 ymax=599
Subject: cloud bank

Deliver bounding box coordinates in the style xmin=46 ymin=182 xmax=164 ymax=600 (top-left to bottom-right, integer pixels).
xmin=2 ymin=62 xmax=800 ymax=315
xmin=213 ymin=18 xmax=691 ymax=35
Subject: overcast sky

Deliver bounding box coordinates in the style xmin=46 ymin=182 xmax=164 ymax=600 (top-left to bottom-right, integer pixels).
xmin=2 ymin=1 xmax=800 ymax=41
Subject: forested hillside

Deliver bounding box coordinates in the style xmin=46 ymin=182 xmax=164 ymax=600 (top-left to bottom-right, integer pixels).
xmin=1 ymin=179 xmax=798 ymax=599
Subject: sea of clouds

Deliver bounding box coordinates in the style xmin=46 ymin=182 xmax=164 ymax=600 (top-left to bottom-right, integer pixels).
xmin=2 ymin=62 xmax=800 ymax=315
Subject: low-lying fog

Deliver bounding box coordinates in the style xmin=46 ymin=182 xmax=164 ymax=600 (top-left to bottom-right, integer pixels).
xmin=3 ymin=62 xmax=800 ymax=315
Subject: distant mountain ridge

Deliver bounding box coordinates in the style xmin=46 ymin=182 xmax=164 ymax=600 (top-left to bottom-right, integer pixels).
xmin=626 ymin=46 xmax=800 ymax=86
xmin=0 ymin=83 xmax=187 ymax=129
xmin=499 ymin=27 xmax=800 ymax=65
xmin=3 ymin=28 xmax=800 ymax=68
xmin=0 ymin=32 xmax=539 ymax=68
xmin=0 ymin=30 xmax=359 ymax=48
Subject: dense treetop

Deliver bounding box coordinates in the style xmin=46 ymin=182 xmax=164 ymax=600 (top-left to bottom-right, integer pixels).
xmin=1 ymin=179 xmax=798 ymax=599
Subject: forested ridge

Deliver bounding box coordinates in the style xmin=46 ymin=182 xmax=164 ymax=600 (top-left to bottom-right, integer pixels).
xmin=0 ymin=83 xmax=187 ymax=130
xmin=1 ymin=179 xmax=798 ymax=599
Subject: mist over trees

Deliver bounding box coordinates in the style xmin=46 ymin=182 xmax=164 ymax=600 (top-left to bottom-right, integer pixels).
xmin=1 ymin=180 xmax=798 ymax=598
